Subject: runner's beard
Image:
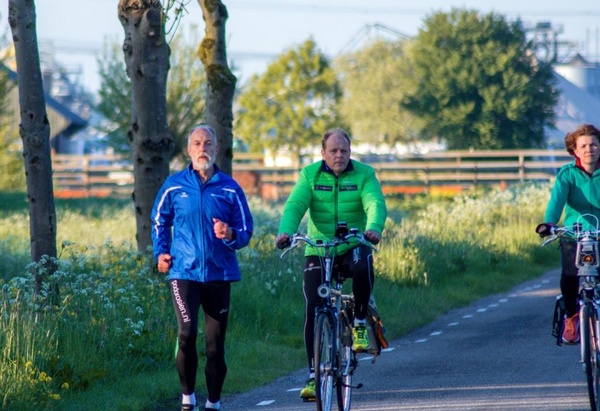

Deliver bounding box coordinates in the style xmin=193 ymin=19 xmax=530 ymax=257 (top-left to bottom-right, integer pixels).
xmin=194 ymin=154 xmax=214 ymax=171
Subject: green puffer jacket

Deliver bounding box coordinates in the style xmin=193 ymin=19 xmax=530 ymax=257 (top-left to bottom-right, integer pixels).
xmin=278 ymin=159 xmax=387 ymax=256
xmin=545 ymin=161 xmax=600 ymax=229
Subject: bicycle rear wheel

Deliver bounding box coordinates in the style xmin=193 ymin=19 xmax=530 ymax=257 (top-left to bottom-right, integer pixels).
xmin=582 ymin=303 xmax=600 ymax=411
xmin=315 ymin=312 xmax=335 ymax=411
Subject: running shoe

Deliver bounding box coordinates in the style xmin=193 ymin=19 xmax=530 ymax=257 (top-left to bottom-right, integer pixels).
xmin=352 ymin=324 xmax=370 ymax=351
xmin=300 ymin=378 xmax=316 ymax=401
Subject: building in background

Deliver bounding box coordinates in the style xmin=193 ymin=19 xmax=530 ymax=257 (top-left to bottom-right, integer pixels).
xmin=555 ymin=54 xmax=600 ymax=99
xmin=2 ymin=42 xmax=104 ymax=155
xmin=528 ymin=22 xmax=600 ymax=147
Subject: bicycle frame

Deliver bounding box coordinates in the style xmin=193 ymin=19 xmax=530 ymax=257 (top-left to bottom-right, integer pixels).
xmin=280 ymin=228 xmax=377 ymax=411
xmin=540 ymin=213 xmax=600 ymax=411
xmin=577 ymin=224 xmax=600 ymax=411
xmin=315 ymin=262 xmax=355 ymax=411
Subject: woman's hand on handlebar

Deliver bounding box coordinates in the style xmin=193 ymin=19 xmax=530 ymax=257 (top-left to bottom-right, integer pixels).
xmin=535 ymin=223 xmax=555 ymax=238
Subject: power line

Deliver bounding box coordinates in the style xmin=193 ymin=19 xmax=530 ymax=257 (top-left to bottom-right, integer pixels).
xmin=89 ymin=0 xmax=600 ymax=17
xmin=222 ymin=2 xmax=600 ymax=17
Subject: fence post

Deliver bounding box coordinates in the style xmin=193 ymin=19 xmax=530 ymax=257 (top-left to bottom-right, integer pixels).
xmin=519 ymin=153 xmax=525 ymax=183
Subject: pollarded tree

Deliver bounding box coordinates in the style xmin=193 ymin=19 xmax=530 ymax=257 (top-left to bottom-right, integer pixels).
xmin=118 ymin=0 xmax=173 ymax=253
xmin=235 ymin=38 xmax=343 ymax=163
xmin=197 ymin=0 xmax=236 ymax=175
xmin=335 ymin=38 xmax=424 ymax=147
xmin=8 ymin=0 xmax=58 ymax=296
xmin=96 ymin=27 xmax=207 ymax=165
xmin=403 ymin=9 xmax=558 ymax=149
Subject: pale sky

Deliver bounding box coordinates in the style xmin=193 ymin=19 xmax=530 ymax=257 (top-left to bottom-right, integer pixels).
xmin=1 ymin=0 xmax=599 ymax=94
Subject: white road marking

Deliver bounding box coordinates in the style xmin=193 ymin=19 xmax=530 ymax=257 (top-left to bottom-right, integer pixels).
xmin=256 ymin=400 xmax=275 ymax=406
xmin=276 ymin=279 xmax=555 ymax=407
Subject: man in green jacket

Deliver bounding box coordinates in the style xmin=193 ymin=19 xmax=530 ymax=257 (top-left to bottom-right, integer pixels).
xmin=275 ymin=127 xmax=387 ymax=401
xmin=541 ymin=123 xmax=600 ymax=344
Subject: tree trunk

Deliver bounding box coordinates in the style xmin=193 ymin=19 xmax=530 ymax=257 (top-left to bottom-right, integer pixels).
xmin=198 ymin=0 xmax=236 ymax=175
xmin=118 ymin=0 xmax=173 ymax=253
xmin=8 ymin=0 xmax=58 ymax=293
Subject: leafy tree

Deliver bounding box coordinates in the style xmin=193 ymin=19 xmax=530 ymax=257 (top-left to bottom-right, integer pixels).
xmin=8 ymin=0 xmax=58 ymax=297
xmin=403 ymin=9 xmax=558 ymax=149
xmin=96 ymin=40 xmax=132 ymax=152
xmin=96 ymin=27 xmax=207 ymax=165
xmin=0 ymin=111 xmax=24 ymax=191
xmin=197 ymin=0 xmax=237 ymax=175
xmin=0 ymin=40 xmax=24 ymax=191
xmin=235 ymin=38 xmax=343 ymax=163
xmin=118 ymin=0 xmax=173 ymax=253
xmin=167 ymin=27 xmax=207 ymax=162
xmin=335 ymin=38 xmax=424 ymax=147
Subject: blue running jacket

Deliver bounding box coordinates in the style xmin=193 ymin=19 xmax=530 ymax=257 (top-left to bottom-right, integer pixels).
xmin=151 ymin=164 xmax=253 ymax=282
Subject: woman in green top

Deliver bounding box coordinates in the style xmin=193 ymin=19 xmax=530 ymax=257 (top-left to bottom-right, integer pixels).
xmin=543 ymin=123 xmax=600 ymax=344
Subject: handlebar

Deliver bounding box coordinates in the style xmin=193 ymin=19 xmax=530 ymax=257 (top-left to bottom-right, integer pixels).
xmin=537 ymin=214 xmax=600 ymax=247
xmin=537 ymin=214 xmax=600 ymax=273
xmin=279 ymin=230 xmax=379 ymax=259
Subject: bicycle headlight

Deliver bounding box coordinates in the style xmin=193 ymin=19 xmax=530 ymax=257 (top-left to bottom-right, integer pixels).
xmin=577 ymin=238 xmax=599 ymax=267
xmin=582 ymin=253 xmax=596 ymax=264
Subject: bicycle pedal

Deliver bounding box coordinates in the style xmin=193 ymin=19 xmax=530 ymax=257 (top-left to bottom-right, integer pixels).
xmin=302 ymin=397 xmax=316 ymax=403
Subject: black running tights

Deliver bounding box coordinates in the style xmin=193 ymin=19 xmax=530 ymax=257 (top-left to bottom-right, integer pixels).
xmin=170 ymin=279 xmax=230 ymax=403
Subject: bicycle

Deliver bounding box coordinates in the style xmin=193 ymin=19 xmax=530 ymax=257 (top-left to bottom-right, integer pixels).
xmin=538 ymin=214 xmax=600 ymax=411
xmin=279 ymin=226 xmax=378 ymax=411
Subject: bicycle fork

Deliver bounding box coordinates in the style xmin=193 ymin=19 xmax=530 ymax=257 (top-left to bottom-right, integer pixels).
xmin=580 ymin=287 xmax=600 ymax=368
xmin=338 ymin=301 xmax=363 ymax=390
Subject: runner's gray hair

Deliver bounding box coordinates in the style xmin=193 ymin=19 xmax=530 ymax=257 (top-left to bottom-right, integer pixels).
xmin=188 ymin=125 xmax=217 ymax=144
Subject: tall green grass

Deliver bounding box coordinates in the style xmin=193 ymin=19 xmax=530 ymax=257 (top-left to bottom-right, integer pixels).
xmin=0 ymin=184 xmax=558 ymax=410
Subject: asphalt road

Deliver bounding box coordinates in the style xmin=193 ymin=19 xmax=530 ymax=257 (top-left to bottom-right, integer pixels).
xmin=221 ymin=269 xmax=592 ymax=411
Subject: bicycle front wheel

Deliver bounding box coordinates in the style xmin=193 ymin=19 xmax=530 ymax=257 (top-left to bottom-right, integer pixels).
xmin=582 ymin=303 xmax=600 ymax=411
xmin=336 ymin=330 xmax=354 ymax=411
xmin=315 ymin=312 xmax=335 ymax=411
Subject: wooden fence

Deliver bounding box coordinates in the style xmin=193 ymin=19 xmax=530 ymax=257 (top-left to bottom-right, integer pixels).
xmin=53 ymin=154 xmax=134 ymax=199
xmin=52 ymin=150 xmax=572 ymax=200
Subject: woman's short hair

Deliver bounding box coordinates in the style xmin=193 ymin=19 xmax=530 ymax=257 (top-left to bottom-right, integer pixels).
xmin=565 ymin=124 xmax=600 ymax=156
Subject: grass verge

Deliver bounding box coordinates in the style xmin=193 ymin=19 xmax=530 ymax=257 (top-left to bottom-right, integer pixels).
xmin=0 ymin=184 xmax=558 ymax=410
